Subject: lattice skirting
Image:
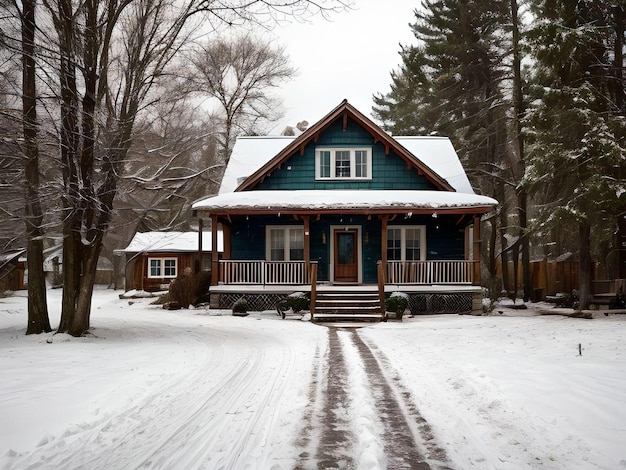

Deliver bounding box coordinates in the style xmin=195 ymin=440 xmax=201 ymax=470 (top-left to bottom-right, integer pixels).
xmin=408 ymin=293 xmax=473 ymax=314
xmin=214 ymin=291 xmax=476 ymax=314
xmin=217 ymin=293 xmax=285 ymax=312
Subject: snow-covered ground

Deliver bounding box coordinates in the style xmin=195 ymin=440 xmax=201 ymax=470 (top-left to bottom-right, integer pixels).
xmin=1 ymin=288 xmax=625 ymax=469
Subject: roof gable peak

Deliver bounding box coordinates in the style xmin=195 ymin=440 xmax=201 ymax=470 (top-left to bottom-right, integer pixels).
xmin=235 ymin=100 xmax=455 ymax=192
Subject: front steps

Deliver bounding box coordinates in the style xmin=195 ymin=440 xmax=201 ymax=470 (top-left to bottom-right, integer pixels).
xmin=312 ymin=288 xmax=383 ymax=322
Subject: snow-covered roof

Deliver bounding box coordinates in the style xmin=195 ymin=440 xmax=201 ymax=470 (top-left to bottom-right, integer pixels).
xmin=219 ymin=135 xmax=475 ymax=195
xmin=0 ymin=249 xmax=25 ymax=263
xmin=193 ymin=190 xmax=497 ymax=213
xmin=123 ymin=231 xmax=223 ymax=253
xmin=219 ymin=136 xmax=295 ymax=195
xmin=395 ymin=137 xmax=474 ymax=194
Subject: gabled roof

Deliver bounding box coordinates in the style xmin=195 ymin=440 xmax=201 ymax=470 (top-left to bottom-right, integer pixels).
xmin=219 ymin=135 xmax=475 ymax=195
xmin=234 ymin=99 xmax=456 ymax=193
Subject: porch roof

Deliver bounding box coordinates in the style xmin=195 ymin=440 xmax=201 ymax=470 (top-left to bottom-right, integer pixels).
xmin=192 ymin=189 xmax=497 ymax=216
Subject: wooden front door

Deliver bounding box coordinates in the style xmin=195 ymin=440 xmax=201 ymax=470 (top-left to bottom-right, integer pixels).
xmin=334 ymin=229 xmax=358 ymax=283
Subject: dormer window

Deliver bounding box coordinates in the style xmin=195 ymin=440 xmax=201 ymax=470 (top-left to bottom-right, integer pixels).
xmin=315 ymin=147 xmax=372 ymax=180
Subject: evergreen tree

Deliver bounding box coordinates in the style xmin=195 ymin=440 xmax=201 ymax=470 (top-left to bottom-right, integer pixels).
xmin=525 ymin=0 xmax=626 ymax=307
xmin=373 ymin=0 xmax=523 ymax=294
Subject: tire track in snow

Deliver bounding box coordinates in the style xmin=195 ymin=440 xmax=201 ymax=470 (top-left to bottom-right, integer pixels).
xmin=314 ymin=327 xmax=356 ymax=469
xmin=351 ymin=330 xmax=451 ymax=470
xmin=5 ymin=322 xmax=312 ymax=470
xmin=302 ymin=327 xmax=450 ymax=470
xmin=293 ymin=343 xmax=325 ymax=465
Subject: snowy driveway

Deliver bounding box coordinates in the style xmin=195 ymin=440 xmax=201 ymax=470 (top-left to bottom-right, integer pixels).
xmin=2 ymin=290 xmax=626 ymax=469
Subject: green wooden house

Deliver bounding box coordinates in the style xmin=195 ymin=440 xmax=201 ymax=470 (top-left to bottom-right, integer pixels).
xmin=192 ymin=100 xmax=497 ymax=319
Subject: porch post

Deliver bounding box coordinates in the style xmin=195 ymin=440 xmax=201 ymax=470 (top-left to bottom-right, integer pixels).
xmin=211 ymin=214 xmax=219 ymax=286
xmin=473 ymin=216 xmax=481 ymax=286
xmin=303 ymin=215 xmax=310 ymax=264
xmin=380 ymin=215 xmax=388 ymax=265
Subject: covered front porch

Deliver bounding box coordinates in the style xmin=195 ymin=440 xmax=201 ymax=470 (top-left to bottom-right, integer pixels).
xmin=192 ymin=189 xmax=495 ymax=318
xmin=192 ymin=190 xmax=492 ymax=318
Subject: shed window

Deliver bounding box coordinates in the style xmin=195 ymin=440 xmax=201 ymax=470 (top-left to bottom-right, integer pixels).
xmin=148 ymin=257 xmax=178 ymax=278
xmin=267 ymin=227 xmax=304 ymax=261
xmin=315 ymin=147 xmax=372 ymax=180
xmin=387 ymin=226 xmax=426 ymax=261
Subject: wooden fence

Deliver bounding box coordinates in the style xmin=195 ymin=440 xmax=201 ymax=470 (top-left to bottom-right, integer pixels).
xmin=497 ymin=259 xmax=607 ymax=296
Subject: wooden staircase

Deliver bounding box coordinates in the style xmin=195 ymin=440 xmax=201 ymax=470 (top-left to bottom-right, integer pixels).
xmin=312 ymin=287 xmax=384 ymax=322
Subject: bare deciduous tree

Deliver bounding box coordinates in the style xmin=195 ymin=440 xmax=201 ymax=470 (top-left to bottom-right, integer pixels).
xmin=186 ymin=33 xmax=296 ymax=166
xmin=4 ymin=0 xmax=348 ymax=336
xmin=22 ymin=0 xmax=51 ymax=332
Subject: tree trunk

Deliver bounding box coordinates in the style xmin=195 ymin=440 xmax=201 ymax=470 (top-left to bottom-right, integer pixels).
xmin=69 ymin=243 xmax=101 ymax=336
xmin=578 ymin=220 xmax=592 ymax=310
xmin=58 ymin=226 xmax=80 ymax=333
xmin=22 ymin=0 xmax=51 ymax=334
xmin=497 ymin=182 xmax=510 ymax=294
xmin=499 ymin=221 xmax=510 ymax=293
xmin=25 ymin=240 xmax=50 ymax=334
xmin=519 ymin=188 xmax=531 ymax=301
xmin=488 ymin=217 xmax=497 ymax=276
xmin=510 ymin=0 xmax=531 ymax=301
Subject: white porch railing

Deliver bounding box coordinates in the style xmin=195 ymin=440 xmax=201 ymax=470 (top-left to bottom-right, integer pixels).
xmin=219 ymin=260 xmax=311 ymax=285
xmin=386 ymin=260 xmax=476 ymax=284
xmin=218 ymin=260 xmax=475 ymax=285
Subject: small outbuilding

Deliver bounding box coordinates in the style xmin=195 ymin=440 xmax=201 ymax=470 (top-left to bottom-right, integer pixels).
xmin=120 ymin=231 xmax=223 ymax=292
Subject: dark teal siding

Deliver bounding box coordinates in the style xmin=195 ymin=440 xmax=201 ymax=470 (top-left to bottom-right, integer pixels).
xmin=230 ymin=215 xmax=303 ymax=259
xmin=254 ymin=117 xmax=437 ymax=191
xmin=424 ymin=216 xmax=466 ymax=260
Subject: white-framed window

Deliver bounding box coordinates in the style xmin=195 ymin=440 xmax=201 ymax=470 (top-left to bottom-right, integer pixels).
xmin=387 ymin=226 xmax=426 ymax=261
xmin=315 ymin=147 xmax=372 ymax=180
xmin=266 ymin=226 xmax=304 ymax=261
xmin=148 ymin=257 xmax=178 ymax=278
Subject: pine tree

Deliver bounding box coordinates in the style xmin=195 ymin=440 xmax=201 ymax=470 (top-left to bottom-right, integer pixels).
xmin=373 ymin=0 xmax=522 ymax=294
xmin=525 ymin=0 xmax=626 ymax=307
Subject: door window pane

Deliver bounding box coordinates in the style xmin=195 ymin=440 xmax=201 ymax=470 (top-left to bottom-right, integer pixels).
xmin=337 ymin=232 xmax=355 ymax=264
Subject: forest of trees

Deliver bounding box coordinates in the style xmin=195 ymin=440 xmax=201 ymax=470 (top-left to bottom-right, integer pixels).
xmin=0 ymin=0 xmax=346 ymax=336
xmin=373 ymin=0 xmax=626 ymax=308
xmin=0 ymin=0 xmax=624 ymax=336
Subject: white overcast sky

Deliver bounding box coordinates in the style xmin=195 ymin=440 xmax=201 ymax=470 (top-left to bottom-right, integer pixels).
xmin=262 ymin=1 xmax=419 ymax=133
